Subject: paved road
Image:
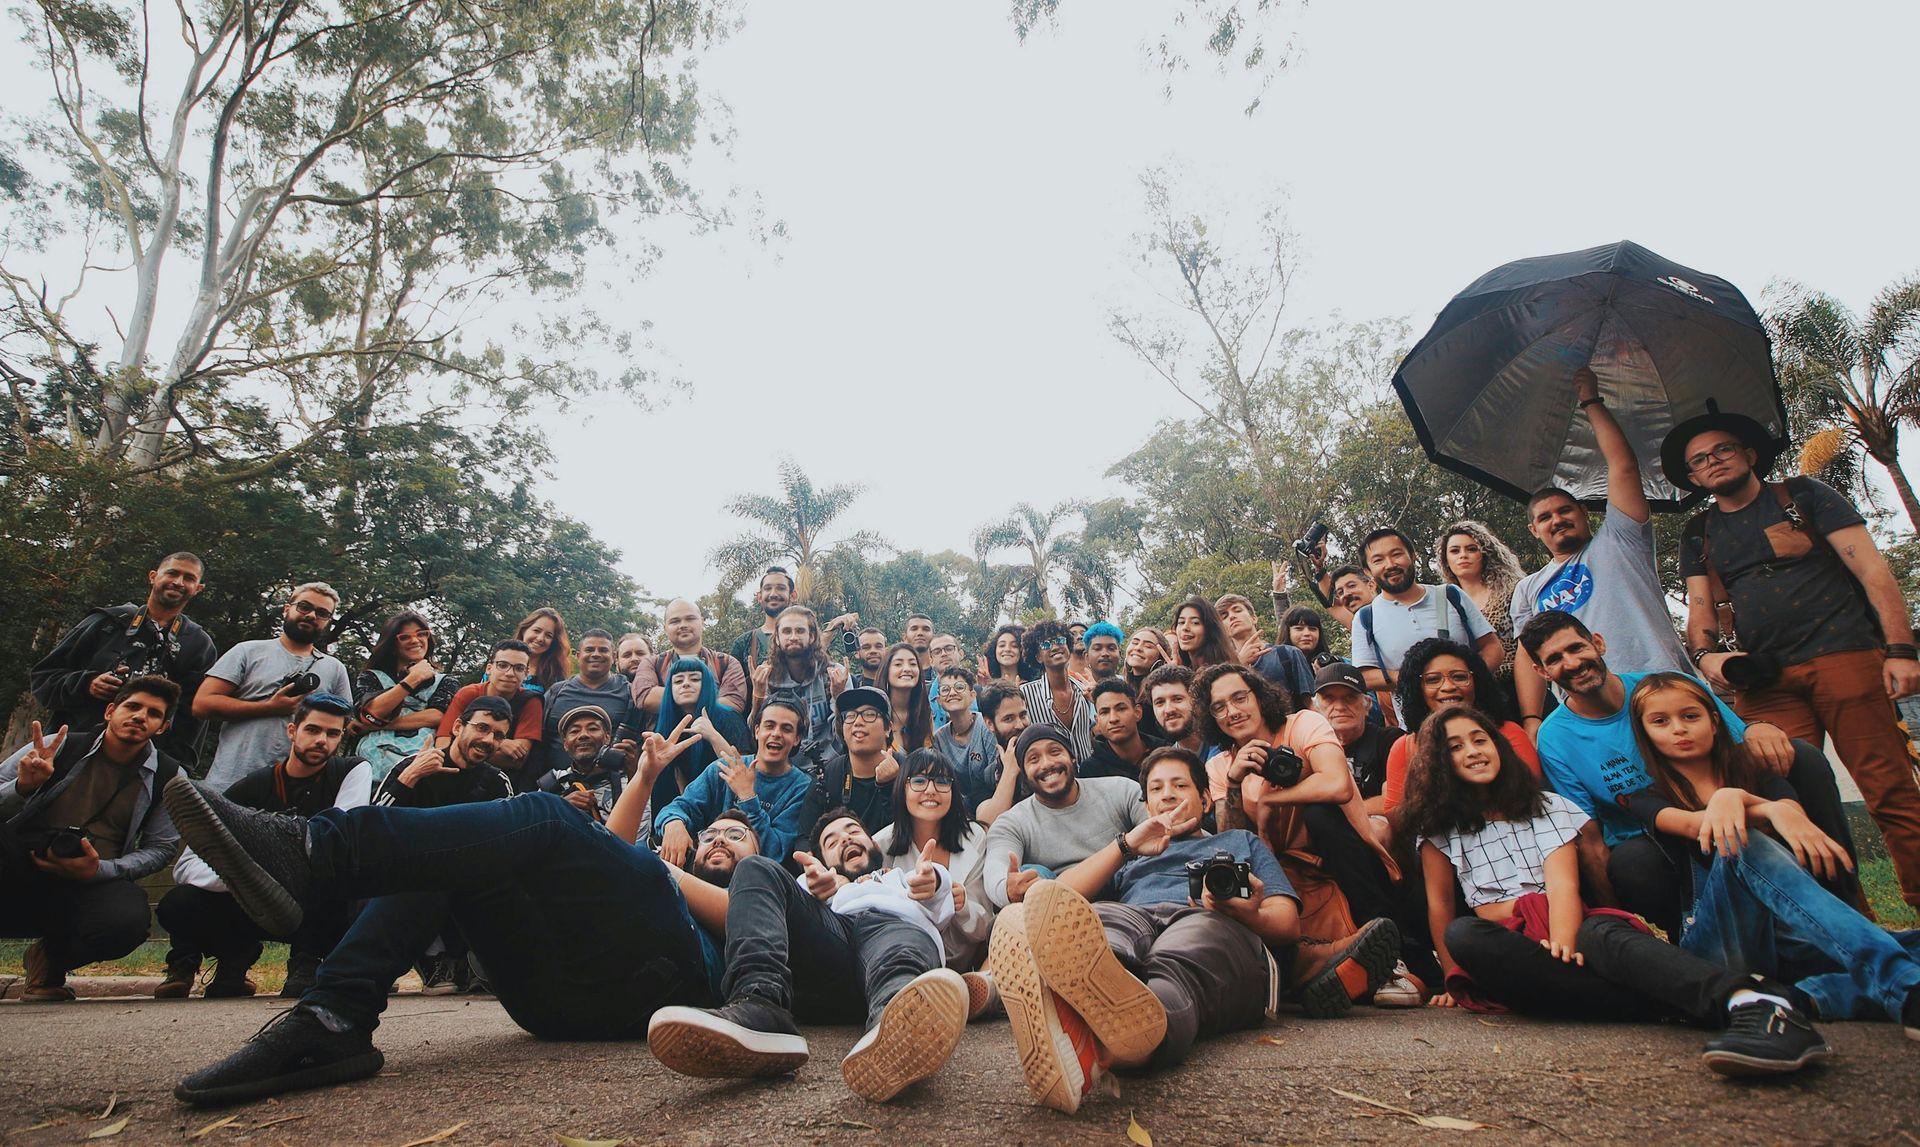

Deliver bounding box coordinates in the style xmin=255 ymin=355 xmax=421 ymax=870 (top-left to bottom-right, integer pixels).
xmin=4 ymin=996 xmax=1916 ymax=1144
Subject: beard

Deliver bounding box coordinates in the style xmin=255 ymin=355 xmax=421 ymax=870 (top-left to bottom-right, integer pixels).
xmin=833 ymin=846 xmax=884 ymax=881
xmin=1378 ymin=567 xmax=1417 ymax=594
xmin=694 ymin=853 xmax=739 ymax=886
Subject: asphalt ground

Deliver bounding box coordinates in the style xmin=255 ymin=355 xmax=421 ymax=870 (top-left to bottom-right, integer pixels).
xmin=3 ymin=995 xmax=1917 ymax=1145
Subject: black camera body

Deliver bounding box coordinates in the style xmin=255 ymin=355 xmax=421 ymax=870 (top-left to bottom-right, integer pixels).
xmin=1260 ymin=744 xmax=1304 ymax=788
xmin=277 ymin=670 xmax=322 ymax=697
xmin=1186 ymin=851 xmax=1253 ymax=902
xmin=24 ymin=825 xmax=91 ymax=860
xmin=114 ymin=636 xmax=164 ymax=679
xmin=842 ymin=629 xmax=859 ymax=655
xmin=1294 ymin=521 xmax=1329 ymax=561
xmin=1720 ymin=652 xmax=1782 ymax=691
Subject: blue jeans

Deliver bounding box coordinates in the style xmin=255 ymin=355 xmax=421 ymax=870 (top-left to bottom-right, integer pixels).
xmin=303 ymin=793 xmax=712 ymax=1035
xmin=1681 ymin=832 xmax=1920 ymax=1022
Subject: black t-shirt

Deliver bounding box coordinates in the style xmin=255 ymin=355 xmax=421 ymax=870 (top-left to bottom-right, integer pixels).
xmin=1342 ymin=725 xmax=1403 ymax=800
xmin=225 ymin=757 xmax=364 ymax=817
xmin=1678 ymin=478 xmax=1877 ymax=666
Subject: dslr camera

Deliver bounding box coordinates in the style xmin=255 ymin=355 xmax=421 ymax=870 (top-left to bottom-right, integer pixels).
xmin=1260 ymin=744 xmax=1304 ymax=788
xmin=1293 ymin=521 xmax=1329 ymax=562
xmin=113 ymin=636 xmax=167 ymax=679
xmin=276 ymin=669 xmax=322 ymax=697
xmin=22 ymin=825 xmax=91 ymax=860
xmin=1186 ymin=851 xmax=1253 ymax=902
xmin=1719 ymin=652 xmax=1782 ymax=691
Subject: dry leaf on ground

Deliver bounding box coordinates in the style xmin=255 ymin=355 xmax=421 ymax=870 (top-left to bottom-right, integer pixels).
xmin=554 ymin=1135 xmax=623 ymax=1147
xmin=86 ymin=1115 xmax=131 ymax=1139
xmin=1127 ymin=1112 xmax=1154 ymax=1146
xmin=188 ymin=1114 xmax=241 ymax=1139
xmin=397 ymin=1121 xmax=470 ymax=1147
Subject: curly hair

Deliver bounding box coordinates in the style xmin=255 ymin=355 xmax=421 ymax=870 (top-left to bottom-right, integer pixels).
xmin=1021 ymin=618 xmax=1072 ymax=670
xmin=983 ymin=623 xmax=1037 ymax=682
xmin=1191 ymin=663 xmax=1292 ymax=750
xmin=1433 ymin=520 xmax=1525 ymax=601
xmin=1399 ymin=705 xmax=1545 ymax=840
xmin=1393 ymin=637 xmax=1512 ymax=733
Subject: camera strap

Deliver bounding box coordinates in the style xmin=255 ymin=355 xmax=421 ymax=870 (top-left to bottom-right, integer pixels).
xmin=1695 ymin=480 xmax=1839 ymax=652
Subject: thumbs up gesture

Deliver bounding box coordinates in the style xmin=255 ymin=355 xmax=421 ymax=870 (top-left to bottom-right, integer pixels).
xmin=1004 ymin=853 xmax=1041 ymax=904
xmin=906 ymin=839 xmax=941 ymax=901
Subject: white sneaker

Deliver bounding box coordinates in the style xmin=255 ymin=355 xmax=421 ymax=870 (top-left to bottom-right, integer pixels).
xmin=1371 ymin=960 xmax=1426 ymax=1008
xmin=841 ymin=968 xmax=969 ymax=1102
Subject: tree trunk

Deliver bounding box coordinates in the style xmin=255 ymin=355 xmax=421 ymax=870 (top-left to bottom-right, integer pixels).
xmin=1865 ymin=441 xmax=1920 ymax=534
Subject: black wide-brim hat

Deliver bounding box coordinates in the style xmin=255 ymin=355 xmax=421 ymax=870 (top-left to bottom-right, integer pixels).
xmin=1660 ymin=407 xmax=1781 ymax=493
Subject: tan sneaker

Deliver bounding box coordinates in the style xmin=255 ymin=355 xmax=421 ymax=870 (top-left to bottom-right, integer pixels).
xmin=1021 ymin=880 xmax=1166 ymax=1069
xmin=990 ymin=904 xmax=1109 ymax=1115
xmin=841 ymin=968 xmax=968 ymax=1102
xmin=962 ymin=969 xmax=1002 ymax=1020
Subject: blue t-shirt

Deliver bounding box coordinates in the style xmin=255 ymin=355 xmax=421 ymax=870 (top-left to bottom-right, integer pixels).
xmin=1111 ymin=830 xmax=1296 ymax=907
xmin=931 ymin=715 xmax=1000 ymax=816
xmin=1536 ymin=670 xmax=1745 ymax=846
xmin=653 ymin=759 xmax=815 ymax=864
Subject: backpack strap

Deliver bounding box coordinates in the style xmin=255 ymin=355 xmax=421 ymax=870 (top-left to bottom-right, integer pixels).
xmin=1687 ymin=508 xmax=1741 ymax=652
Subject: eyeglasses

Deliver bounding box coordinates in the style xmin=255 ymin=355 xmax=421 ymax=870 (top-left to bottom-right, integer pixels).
xmin=1209 ymin=688 xmax=1254 ymax=715
xmin=697 ymin=825 xmax=752 ymax=844
xmin=843 ymin=708 xmax=885 ymax=725
xmin=1685 ymin=441 xmax=1744 ymax=472
xmin=490 ymin=659 xmax=530 ymax=674
xmin=907 ymin=776 xmax=954 ymax=792
xmin=937 ymin=682 xmax=972 ymax=696
xmin=290 ymin=600 xmax=335 ymax=620
xmin=1418 ymin=670 xmax=1474 ymax=688
xmin=1038 ymin=638 xmax=1066 ymax=650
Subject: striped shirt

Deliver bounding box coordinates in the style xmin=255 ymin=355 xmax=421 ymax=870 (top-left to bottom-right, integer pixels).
xmin=1020 ymin=675 xmax=1094 ymax=760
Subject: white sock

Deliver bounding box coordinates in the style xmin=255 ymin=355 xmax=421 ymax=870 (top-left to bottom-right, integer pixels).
xmin=1727 ymin=988 xmax=1792 ymax=1013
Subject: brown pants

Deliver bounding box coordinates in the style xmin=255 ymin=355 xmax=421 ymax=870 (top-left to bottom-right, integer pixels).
xmin=1734 ymin=647 xmax=1920 ymax=910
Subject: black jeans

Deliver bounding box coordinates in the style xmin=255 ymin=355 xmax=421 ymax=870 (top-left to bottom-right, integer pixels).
xmin=1446 ymin=914 xmax=1750 ymax=1023
xmin=300 ymin=792 xmax=712 ymax=1037
xmin=722 ymin=854 xmax=941 ymax=1029
xmin=0 ymin=865 xmax=150 ymax=975
xmin=1299 ymin=803 xmax=1441 ymax=985
xmin=157 ymin=884 xmax=349 ymax=971
xmin=1094 ymin=902 xmax=1269 ymax=1068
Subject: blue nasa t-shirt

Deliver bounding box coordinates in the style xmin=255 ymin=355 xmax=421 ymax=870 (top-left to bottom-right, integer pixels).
xmin=1510 ymin=511 xmax=1690 ymax=679
xmin=1536 ymin=670 xmax=1746 ymax=845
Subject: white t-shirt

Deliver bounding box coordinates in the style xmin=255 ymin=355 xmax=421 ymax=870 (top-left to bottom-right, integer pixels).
xmin=1423 ymin=791 xmax=1589 ymax=908
xmin=1511 ymin=512 xmax=1690 ymax=678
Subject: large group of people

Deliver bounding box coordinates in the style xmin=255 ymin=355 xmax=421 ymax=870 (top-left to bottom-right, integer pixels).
xmin=4 ymin=384 xmax=1920 ymax=1117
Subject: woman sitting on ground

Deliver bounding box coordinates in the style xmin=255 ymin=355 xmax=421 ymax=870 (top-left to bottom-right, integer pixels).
xmin=351 ymin=610 xmax=457 ymax=781
xmin=873 ymin=750 xmax=992 ymax=970
xmin=1381 ymin=637 xmax=1536 ymax=812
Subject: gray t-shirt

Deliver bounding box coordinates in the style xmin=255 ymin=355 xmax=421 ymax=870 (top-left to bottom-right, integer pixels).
xmin=982 ymin=776 xmax=1147 ymax=907
xmin=1512 ymin=511 xmax=1689 ymax=678
xmin=1350 ymin=583 xmax=1494 ymax=677
xmin=203 ymin=639 xmax=352 ymax=788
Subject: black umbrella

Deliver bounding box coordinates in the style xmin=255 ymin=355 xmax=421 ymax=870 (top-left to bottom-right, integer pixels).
xmin=1391 ymin=239 xmax=1790 ymax=511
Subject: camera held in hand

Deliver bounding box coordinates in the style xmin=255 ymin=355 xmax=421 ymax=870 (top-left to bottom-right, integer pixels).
xmin=23 ymin=825 xmax=91 ymax=860
xmin=1293 ymin=521 xmax=1329 ymax=562
xmin=1719 ymin=652 xmax=1781 ymax=691
xmin=1186 ymin=851 xmax=1253 ymax=902
xmin=1260 ymin=744 xmax=1304 ymax=788
xmin=276 ymin=670 xmax=322 ymax=697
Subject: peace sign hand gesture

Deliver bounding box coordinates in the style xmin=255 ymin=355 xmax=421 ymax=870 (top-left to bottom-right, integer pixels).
xmin=16 ymin=721 xmax=69 ymax=795
xmin=639 ymin=714 xmax=702 ymax=785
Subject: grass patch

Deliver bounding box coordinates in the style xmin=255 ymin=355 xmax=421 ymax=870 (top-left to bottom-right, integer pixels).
xmin=1 ymin=939 xmax=291 ymax=991
xmin=1861 ymin=857 xmax=1918 ymax=929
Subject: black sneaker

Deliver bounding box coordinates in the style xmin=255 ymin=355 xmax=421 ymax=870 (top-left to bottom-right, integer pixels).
xmin=280 ymin=953 xmax=321 ymax=999
xmin=647 ymin=996 xmax=810 ymax=1078
xmin=1701 ymin=1001 xmax=1833 ymax=1076
xmin=417 ymin=957 xmax=461 ymax=996
xmin=164 ymin=775 xmax=312 ymax=935
xmin=174 ymin=1005 xmax=384 ymax=1107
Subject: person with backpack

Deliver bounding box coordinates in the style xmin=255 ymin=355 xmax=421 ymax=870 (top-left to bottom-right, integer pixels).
xmin=1667 ymin=410 xmax=1920 ymax=914
xmin=1349 ymin=528 xmax=1501 ymax=724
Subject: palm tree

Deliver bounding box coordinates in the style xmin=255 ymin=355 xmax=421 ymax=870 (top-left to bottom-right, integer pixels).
xmin=707 ymin=459 xmax=886 ymax=602
xmin=1771 ymin=278 xmax=1920 ymax=532
xmin=973 ymin=500 xmax=1113 ymax=619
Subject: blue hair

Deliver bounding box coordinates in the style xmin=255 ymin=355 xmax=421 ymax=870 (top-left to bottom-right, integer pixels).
xmin=655 ymin=657 xmax=723 ymax=774
xmin=1084 ymin=621 xmax=1126 ymax=645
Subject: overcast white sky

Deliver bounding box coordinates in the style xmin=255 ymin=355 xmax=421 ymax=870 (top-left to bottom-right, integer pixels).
xmin=10 ymin=1 xmax=1919 ymax=613
xmin=544 ymin=0 xmax=1920 ymax=608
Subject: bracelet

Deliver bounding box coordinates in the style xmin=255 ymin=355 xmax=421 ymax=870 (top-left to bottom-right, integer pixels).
xmin=1578 ymin=396 xmax=1605 ymax=409
xmin=1887 ymin=644 xmax=1918 ymax=661
xmin=1115 ymin=832 xmax=1135 ymax=859
xmin=1521 ymin=713 xmax=1543 ymax=722
xmin=1690 ymin=648 xmax=1714 ymax=667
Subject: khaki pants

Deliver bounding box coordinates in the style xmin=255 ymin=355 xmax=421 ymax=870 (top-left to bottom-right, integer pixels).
xmin=1734 ymin=647 xmax=1920 ymax=910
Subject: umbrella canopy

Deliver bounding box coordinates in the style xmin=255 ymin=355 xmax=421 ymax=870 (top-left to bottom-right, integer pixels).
xmin=1391 ymin=240 xmax=1789 ymax=511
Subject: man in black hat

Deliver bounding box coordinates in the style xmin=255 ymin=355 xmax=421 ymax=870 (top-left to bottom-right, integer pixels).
xmin=1511 ymin=368 xmax=1693 ymax=734
xmin=1667 ymin=409 xmax=1920 ymax=912
xmin=1309 ymin=663 xmax=1403 ymax=815
xmin=795 ymin=686 xmax=898 ymax=836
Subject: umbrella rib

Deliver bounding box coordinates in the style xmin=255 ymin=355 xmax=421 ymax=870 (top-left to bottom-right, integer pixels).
xmin=1425 ymin=296 xmax=1602 ymax=449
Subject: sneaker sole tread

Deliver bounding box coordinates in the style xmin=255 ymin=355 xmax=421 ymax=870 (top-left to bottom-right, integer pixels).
xmin=1300 ymin=919 xmax=1401 ymax=1019
xmin=163 ymin=777 xmax=304 ymax=936
xmin=990 ymin=904 xmax=1087 ymax=1114
xmin=842 ymin=969 xmax=968 ymax=1102
xmin=647 ymin=1007 xmax=810 ymax=1079
xmin=1022 ymin=881 xmax=1166 ymax=1068
xmin=1702 ymin=1043 xmax=1833 ymax=1076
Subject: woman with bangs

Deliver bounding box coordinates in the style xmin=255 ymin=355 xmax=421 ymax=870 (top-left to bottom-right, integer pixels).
xmin=882 ymin=642 xmax=934 ymax=754
xmin=653 ymin=656 xmax=751 ymax=803
xmin=874 ymin=749 xmax=992 ymax=969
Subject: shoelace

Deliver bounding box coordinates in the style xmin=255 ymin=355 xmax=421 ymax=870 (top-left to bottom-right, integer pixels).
xmin=1726 ymin=1003 xmax=1788 ymax=1036
xmin=246 ymin=1004 xmax=303 ymax=1043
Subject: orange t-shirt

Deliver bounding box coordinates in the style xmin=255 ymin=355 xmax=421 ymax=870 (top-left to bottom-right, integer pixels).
xmin=1380 ymin=719 xmax=1539 ymax=810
